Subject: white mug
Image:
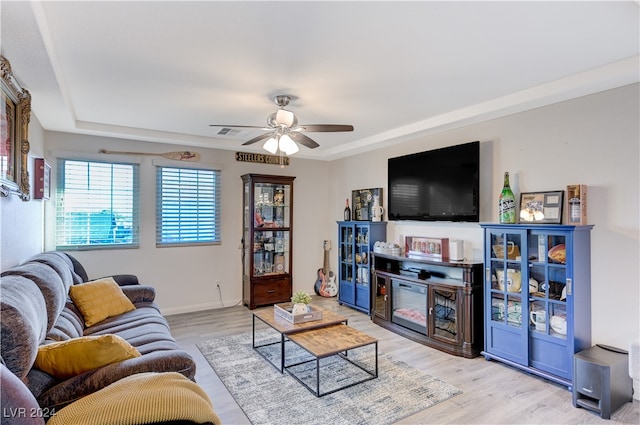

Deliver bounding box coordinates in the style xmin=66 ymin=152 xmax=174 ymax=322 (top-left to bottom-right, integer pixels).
xmin=530 ymin=310 xmax=546 ymax=331
xmin=550 ymin=315 xmax=567 ymax=335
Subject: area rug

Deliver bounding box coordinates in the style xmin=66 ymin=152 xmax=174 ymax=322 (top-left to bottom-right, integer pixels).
xmin=197 ymin=331 xmax=461 ymax=425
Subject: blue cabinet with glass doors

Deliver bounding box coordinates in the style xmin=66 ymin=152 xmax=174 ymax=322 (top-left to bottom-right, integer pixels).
xmin=337 ymin=221 xmax=387 ymax=314
xmin=480 ymin=223 xmax=593 ymax=389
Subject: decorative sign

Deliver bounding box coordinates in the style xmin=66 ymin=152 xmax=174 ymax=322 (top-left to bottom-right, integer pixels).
xmin=352 ymin=188 xmax=382 ymax=221
xmin=235 ymin=152 xmax=290 ymax=166
xmin=406 ymin=236 xmax=449 ymax=260
xmin=33 ymin=158 xmax=51 ymax=200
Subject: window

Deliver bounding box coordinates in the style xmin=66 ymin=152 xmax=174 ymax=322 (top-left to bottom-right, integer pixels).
xmin=156 ymin=166 xmax=221 ymax=246
xmin=56 ymin=159 xmax=139 ymax=250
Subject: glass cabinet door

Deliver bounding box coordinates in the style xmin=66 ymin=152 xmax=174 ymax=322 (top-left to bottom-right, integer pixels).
xmin=431 ymin=286 xmax=459 ymax=344
xmin=355 ymin=225 xmax=370 ymax=286
xmin=254 ymin=183 xmax=290 ymax=228
xmin=527 ymin=232 xmax=568 ymax=340
xmin=488 ymin=230 xmax=524 ymax=328
xmin=252 ymin=230 xmax=290 ymax=276
xmin=373 ymin=274 xmax=389 ymax=320
xmin=250 ymin=181 xmax=291 ymax=278
xmin=243 ymin=181 xmax=251 ymax=277
xmin=354 ymin=225 xmax=371 ymax=309
xmin=340 ymin=226 xmax=354 ymax=285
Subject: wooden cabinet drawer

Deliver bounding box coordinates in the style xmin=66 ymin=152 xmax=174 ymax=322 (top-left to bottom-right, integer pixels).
xmin=253 ymin=278 xmax=291 ymax=305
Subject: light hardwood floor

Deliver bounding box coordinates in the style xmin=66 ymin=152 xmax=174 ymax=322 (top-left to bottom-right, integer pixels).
xmin=166 ymin=297 xmax=638 ymax=425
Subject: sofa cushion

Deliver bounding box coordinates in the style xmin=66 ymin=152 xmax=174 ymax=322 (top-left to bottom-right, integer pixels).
xmin=1 ymin=262 xmax=67 ymax=332
xmin=83 ymin=305 xmax=181 ymax=354
xmin=69 ymin=277 xmax=136 ymax=327
xmin=24 ymin=252 xmax=76 ymax=290
xmin=36 ymin=350 xmax=197 ymax=411
xmin=0 ymin=276 xmax=48 ymax=379
xmin=46 ymin=302 xmax=85 ymax=341
xmin=61 ymin=252 xmax=89 ymax=283
xmin=0 ymin=364 xmax=46 ymax=425
xmin=35 ymin=334 xmax=141 ymax=379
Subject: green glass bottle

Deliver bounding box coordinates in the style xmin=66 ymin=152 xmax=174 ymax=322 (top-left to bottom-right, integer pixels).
xmin=498 ymin=172 xmax=516 ymax=223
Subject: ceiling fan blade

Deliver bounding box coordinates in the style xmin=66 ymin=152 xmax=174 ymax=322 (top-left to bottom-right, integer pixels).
xmin=290 ymin=132 xmax=320 ymax=149
xmin=209 ymin=124 xmax=272 ymax=130
xmin=296 ymin=124 xmax=354 ymax=132
xmin=242 ymin=132 xmax=274 ymax=146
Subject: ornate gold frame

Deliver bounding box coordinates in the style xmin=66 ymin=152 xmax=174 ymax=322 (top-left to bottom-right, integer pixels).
xmin=1 ymin=55 xmax=31 ymax=201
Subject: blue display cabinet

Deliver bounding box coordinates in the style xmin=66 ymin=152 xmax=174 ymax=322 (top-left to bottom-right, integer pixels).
xmin=336 ymin=221 xmax=387 ymax=314
xmin=480 ymin=223 xmax=593 ymax=389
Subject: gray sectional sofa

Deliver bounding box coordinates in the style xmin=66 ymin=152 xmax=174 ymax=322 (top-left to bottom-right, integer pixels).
xmin=0 ymin=251 xmax=203 ymax=420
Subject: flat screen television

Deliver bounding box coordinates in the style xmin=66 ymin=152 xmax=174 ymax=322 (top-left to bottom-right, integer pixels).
xmin=387 ymin=141 xmax=480 ymax=222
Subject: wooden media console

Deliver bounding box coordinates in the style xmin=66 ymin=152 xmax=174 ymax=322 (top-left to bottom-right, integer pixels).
xmin=371 ymin=252 xmax=483 ymax=358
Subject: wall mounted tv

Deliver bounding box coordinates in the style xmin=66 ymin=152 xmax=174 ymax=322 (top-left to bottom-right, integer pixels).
xmin=388 ymin=141 xmax=480 ymax=222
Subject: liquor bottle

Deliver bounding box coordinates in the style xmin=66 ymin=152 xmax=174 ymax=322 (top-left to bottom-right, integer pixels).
xmin=498 ymin=172 xmax=516 ymax=223
xmin=569 ymin=186 xmax=581 ymax=223
xmin=344 ymin=198 xmax=351 ymax=221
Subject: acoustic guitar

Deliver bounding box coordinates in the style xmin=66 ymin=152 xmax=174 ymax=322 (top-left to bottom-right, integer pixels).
xmin=314 ymin=240 xmax=338 ymax=297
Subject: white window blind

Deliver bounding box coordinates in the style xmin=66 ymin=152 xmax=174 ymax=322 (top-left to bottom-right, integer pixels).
xmin=156 ymin=166 xmax=221 ymax=246
xmin=56 ymin=159 xmax=139 ymax=250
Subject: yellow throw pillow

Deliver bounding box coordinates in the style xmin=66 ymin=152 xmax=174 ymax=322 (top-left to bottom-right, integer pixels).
xmin=69 ymin=277 xmax=136 ymax=327
xmin=35 ymin=334 xmax=141 ymax=379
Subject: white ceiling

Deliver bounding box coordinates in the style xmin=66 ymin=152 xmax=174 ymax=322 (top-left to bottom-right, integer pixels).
xmin=1 ymin=1 xmax=638 ymax=160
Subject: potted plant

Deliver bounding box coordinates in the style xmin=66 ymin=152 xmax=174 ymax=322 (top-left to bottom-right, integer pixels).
xmin=291 ymin=290 xmax=312 ymax=315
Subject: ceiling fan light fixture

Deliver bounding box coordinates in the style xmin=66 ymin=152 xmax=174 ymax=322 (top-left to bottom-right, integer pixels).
xmin=215 ymin=93 xmax=353 ymax=152
xmin=263 ymin=136 xmax=279 ymax=154
xmin=275 ymin=109 xmax=297 ymax=128
xmin=279 ymin=134 xmax=299 ymax=155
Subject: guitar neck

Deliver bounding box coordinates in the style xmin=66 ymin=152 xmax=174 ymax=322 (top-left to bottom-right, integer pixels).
xmin=323 ymin=249 xmax=330 ymax=274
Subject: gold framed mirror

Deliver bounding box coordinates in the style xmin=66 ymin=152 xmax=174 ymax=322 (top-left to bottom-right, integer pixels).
xmin=1 ymin=55 xmax=31 ymax=201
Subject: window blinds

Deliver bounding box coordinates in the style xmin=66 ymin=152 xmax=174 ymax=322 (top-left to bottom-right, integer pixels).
xmin=156 ymin=166 xmax=221 ymax=246
xmin=56 ymin=159 xmax=139 ymax=249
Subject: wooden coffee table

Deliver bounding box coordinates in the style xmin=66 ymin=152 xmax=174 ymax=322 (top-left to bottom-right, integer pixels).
xmin=285 ymin=324 xmax=378 ymax=397
xmin=252 ymin=307 xmax=348 ymax=372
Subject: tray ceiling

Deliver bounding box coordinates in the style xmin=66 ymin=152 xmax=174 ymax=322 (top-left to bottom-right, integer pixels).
xmin=1 ymin=1 xmax=638 ymax=160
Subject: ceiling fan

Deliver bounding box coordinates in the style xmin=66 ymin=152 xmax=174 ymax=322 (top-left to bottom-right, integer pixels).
xmin=210 ymin=95 xmax=354 ymax=155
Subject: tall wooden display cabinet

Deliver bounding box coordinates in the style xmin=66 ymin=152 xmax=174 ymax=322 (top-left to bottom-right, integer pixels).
xmin=241 ymin=174 xmax=295 ymax=309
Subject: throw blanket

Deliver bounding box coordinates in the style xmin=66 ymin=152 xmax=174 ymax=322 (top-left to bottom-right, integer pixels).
xmin=47 ymin=372 xmax=221 ymax=425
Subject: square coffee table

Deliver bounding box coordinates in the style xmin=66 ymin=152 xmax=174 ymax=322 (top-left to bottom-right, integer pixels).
xmin=252 ymin=306 xmax=348 ymax=372
xmin=285 ymin=324 xmax=378 ymax=397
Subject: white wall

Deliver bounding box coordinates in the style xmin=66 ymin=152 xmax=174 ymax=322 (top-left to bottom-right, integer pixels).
xmin=330 ymin=83 xmax=639 ymax=349
xmin=0 ymin=114 xmax=46 ymax=269
xmin=41 ymin=132 xmax=333 ymax=314
xmin=1 ymin=83 xmax=638 ymax=350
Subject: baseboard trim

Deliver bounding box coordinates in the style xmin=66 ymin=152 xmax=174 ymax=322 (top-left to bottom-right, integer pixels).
xmin=163 ymin=299 xmax=242 ymax=316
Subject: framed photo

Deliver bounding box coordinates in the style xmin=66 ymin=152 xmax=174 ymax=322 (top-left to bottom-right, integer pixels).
xmin=352 ymin=188 xmax=382 ymax=221
xmin=519 ymin=191 xmax=564 ymax=224
xmin=0 ymin=56 xmax=31 ymax=200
